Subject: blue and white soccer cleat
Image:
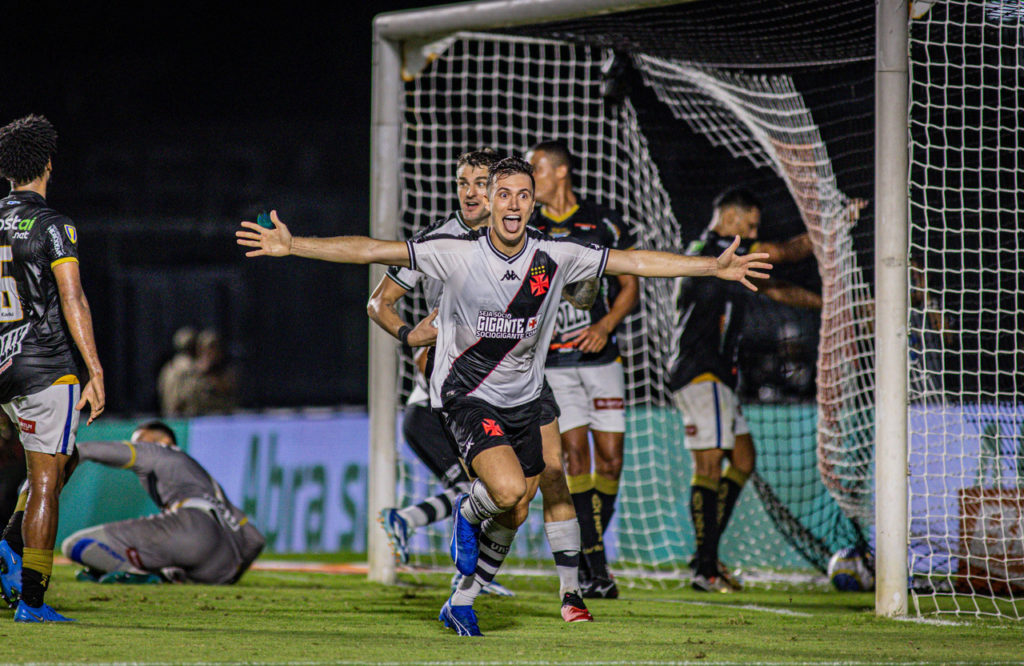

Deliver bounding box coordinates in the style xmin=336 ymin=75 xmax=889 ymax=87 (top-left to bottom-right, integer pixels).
xmin=438 ymin=597 xmax=483 ymax=636
xmin=0 ymin=540 xmax=22 ymax=608
xmin=378 ymin=508 xmax=411 ymax=565
xmin=449 ymin=494 xmax=480 ymax=577
xmin=14 ymin=600 xmax=75 ymax=623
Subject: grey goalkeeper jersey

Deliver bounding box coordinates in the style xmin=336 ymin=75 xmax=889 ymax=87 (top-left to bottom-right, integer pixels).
xmin=77 ymin=439 xmax=262 ymax=542
xmin=407 ymin=226 xmax=609 ymax=409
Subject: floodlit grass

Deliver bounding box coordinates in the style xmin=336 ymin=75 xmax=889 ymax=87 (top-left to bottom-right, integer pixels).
xmin=0 ymin=564 xmax=1019 ymax=664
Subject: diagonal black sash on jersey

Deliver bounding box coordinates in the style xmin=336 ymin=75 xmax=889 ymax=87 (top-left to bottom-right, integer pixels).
xmin=442 ymin=250 xmax=558 ymax=402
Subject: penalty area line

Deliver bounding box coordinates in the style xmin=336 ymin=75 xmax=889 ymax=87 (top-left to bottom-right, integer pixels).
xmin=655 ymin=598 xmax=813 ymax=617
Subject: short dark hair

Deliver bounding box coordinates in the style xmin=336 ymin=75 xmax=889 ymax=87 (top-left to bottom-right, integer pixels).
xmin=486 ymin=156 xmax=534 ymax=194
xmin=0 ymin=115 xmax=58 ymax=185
xmin=712 ymin=187 xmax=762 ymax=212
xmin=133 ymin=420 xmax=178 ymax=447
xmin=456 ymin=148 xmax=498 ymax=172
xmin=528 ymin=140 xmax=573 ymax=175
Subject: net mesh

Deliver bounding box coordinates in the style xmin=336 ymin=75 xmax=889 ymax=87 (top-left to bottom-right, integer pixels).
xmin=908 ymin=0 xmax=1024 ymax=619
xmin=393 ymin=30 xmax=866 ymax=581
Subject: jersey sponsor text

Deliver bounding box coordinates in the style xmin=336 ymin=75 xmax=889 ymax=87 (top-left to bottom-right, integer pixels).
xmin=475 ymin=310 xmax=540 ymax=340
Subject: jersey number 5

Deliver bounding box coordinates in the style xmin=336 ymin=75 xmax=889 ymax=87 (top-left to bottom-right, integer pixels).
xmin=0 ymin=246 xmax=24 ymax=323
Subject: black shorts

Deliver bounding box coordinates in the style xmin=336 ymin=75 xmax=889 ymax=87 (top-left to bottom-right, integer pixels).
xmin=539 ymin=378 xmax=560 ymax=425
xmin=442 ymin=394 xmax=545 ymax=478
xmin=402 ymin=402 xmax=469 ymax=487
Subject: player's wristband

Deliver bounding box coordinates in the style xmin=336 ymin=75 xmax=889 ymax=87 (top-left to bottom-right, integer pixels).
xmin=398 ymin=325 xmax=413 ymax=353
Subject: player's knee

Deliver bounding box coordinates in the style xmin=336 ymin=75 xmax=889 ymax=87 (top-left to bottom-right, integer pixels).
xmin=692 ymin=451 xmax=724 ymax=480
xmin=539 ymin=457 xmax=565 ymax=487
xmin=489 ymin=477 xmax=528 ymax=510
xmin=595 ymin=453 xmax=623 ymax=479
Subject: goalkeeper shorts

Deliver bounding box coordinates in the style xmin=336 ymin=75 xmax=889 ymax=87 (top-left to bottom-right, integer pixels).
xmin=671 ymin=379 xmax=749 ymax=450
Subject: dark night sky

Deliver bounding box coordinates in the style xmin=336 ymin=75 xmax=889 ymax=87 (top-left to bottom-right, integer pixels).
xmin=0 ymin=1 xmax=452 ymax=411
xmin=3 ymin=2 xmax=443 ymax=185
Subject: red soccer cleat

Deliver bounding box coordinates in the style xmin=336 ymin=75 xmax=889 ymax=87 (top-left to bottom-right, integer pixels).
xmin=560 ymin=592 xmax=594 ymax=622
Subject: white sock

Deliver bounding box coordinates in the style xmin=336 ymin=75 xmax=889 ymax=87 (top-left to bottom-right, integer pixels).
xmin=544 ymin=519 xmax=582 ymax=597
xmin=461 ymin=479 xmax=502 ymax=525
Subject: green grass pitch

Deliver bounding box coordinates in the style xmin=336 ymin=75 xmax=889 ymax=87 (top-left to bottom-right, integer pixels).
xmin=0 ymin=563 xmax=1020 ymax=664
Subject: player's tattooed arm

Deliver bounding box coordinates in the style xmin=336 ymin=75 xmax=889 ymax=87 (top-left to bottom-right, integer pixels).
xmin=605 ymin=236 xmax=772 ymax=291
xmin=53 ymin=261 xmax=105 ymax=424
xmin=367 ymin=277 xmax=438 ymax=347
xmin=569 ymin=274 xmax=638 ymax=354
xmin=236 ymin=210 xmax=411 ymax=267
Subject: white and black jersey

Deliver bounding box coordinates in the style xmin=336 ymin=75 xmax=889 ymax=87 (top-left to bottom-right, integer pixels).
xmin=386 ymin=210 xmax=474 ymax=312
xmin=407 ymin=227 xmax=609 ymax=409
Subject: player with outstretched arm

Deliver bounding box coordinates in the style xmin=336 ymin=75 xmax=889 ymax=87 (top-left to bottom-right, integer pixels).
xmin=368 ymin=149 xmax=601 ymax=612
xmin=236 ymin=156 xmax=771 ymax=636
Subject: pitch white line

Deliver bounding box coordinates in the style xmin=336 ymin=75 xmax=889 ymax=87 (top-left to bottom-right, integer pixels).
xmin=656 ymin=598 xmax=813 ymax=617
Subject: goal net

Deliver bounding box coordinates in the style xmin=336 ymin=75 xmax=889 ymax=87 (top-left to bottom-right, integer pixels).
xmin=908 ymin=0 xmax=1024 ymax=619
xmin=392 ymin=13 xmax=873 ymax=583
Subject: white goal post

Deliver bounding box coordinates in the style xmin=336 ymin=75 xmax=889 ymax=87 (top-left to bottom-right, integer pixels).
xmin=367 ymin=0 xmax=910 ymax=621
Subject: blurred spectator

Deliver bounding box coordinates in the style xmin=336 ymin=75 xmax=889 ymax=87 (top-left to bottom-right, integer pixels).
xmin=157 ymin=327 xmax=199 ymax=416
xmin=0 ymin=413 xmax=26 ymax=526
xmin=192 ymin=329 xmax=238 ymax=415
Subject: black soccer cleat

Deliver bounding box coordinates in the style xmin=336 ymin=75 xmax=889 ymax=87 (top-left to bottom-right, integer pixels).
xmin=581 ymin=575 xmax=619 ymax=599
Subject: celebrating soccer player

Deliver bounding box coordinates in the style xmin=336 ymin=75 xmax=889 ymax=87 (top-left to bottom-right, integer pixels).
xmin=527 ymin=141 xmax=638 ymax=599
xmin=236 ymin=157 xmax=771 ymax=635
xmin=368 ymin=149 xmax=596 ymax=614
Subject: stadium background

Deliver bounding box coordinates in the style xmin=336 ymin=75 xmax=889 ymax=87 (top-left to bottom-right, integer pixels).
xmin=2 ymin=2 xmax=821 ymax=416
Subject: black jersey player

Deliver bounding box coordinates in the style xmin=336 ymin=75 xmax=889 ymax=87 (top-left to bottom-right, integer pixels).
xmin=668 ymin=187 xmax=820 ymax=592
xmin=0 ymin=115 xmax=105 ymax=622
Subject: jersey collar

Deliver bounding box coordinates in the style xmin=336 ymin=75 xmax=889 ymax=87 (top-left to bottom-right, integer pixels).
xmin=485 ymin=229 xmax=529 ymax=263
xmin=453 ymin=210 xmax=472 ymax=233
xmin=540 ymin=203 xmax=580 ymax=224
xmin=7 ymin=190 xmax=46 ymax=204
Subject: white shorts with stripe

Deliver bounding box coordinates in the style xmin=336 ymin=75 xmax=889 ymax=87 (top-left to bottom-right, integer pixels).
xmin=671 ymin=380 xmax=749 ymax=451
xmin=544 ymin=361 xmax=625 ymax=433
xmin=3 ymin=383 xmax=81 ymax=455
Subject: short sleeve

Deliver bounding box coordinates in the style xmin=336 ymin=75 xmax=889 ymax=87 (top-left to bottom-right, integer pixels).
xmin=386 ymin=264 xmax=423 ymax=291
xmin=556 ymin=241 xmax=609 ymax=284
xmin=43 ymin=217 xmax=79 ymax=269
xmin=407 ymin=235 xmax=462 ymax=282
